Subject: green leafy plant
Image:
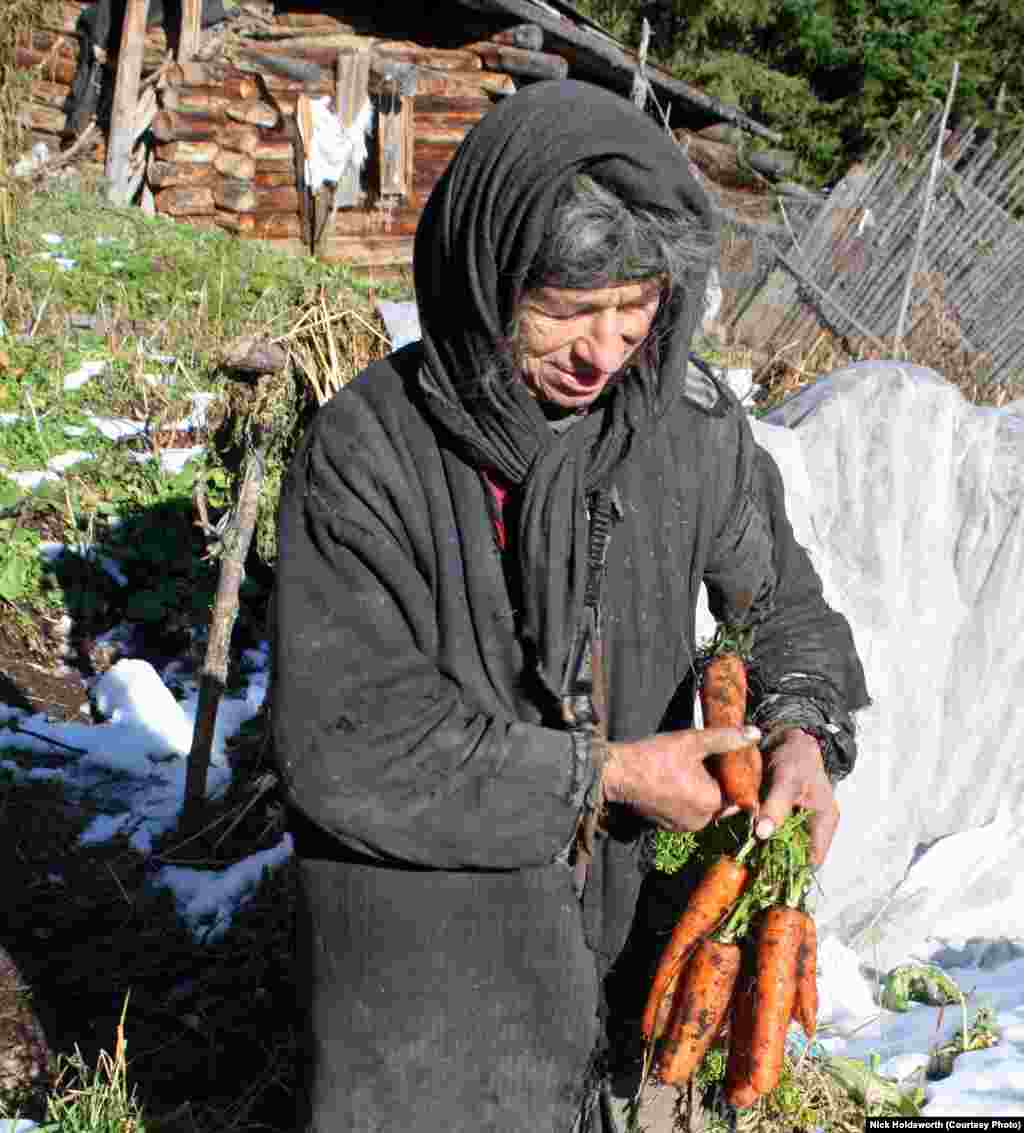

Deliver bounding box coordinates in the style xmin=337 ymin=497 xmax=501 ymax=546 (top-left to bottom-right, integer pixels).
xmin=0 ymin=521 xmax=42 ymax=603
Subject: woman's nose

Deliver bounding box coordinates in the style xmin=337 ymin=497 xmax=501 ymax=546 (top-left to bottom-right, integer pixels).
xmin=571 ymin=309 xmax=627 ymax=374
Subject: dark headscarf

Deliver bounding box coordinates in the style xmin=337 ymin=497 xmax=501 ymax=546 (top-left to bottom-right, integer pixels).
xmin=414 ymin=80 xmax=720 ymax=706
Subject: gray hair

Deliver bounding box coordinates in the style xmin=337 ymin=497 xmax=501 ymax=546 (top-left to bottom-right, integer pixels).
xmin=522 ymin=173 xmax=714 ymax=293
xmin=473 ymin=173 xmax=715 ymax=408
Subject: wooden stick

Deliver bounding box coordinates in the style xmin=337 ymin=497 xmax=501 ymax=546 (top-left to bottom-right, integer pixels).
xmin=178 ymin=0 xmax=202 ymax=63
xmin=895 ymin=62 xmax=960 ymax=351
xmin=463 ymin=42 xmax=568 ymax=81
xmin=106 ymin=0 xmax=150 ymax=206
xmin=182 ymin=441 xmax=268 ymax=834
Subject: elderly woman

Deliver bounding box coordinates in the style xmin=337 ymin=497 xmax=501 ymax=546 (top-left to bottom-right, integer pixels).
xmin=273 ymin=80 xmax=869 ymax=1132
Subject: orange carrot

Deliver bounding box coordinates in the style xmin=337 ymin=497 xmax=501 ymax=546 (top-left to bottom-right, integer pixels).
xmin=747 ymin=906 xmax=804 ymax=1096
xmin=793 ymin=909 xmax=818 ymax=1040
xmin=640 ymin=854 xmax=750 ymax=1042
xmin=700 ymin=650 xmax=762 ymax=812
xmin=724 ymin=949 xmax=760 ymax=1109
xmin=655 ymin=938 xmax=741 ymax=1086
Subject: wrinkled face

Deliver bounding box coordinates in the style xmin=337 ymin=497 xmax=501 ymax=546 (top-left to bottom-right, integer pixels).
xmin=516 ymin=277 xmax=664 ymax=411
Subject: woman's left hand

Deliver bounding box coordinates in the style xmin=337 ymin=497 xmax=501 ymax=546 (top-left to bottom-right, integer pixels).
xmin=753 ymin=727 xmax=839 ymax=866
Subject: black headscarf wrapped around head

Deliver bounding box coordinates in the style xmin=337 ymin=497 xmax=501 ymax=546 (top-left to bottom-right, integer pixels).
xmin=414 ymin=80 xmax=721 ymax=706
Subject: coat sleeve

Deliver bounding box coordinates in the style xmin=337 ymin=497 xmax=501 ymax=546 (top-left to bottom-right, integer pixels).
xmin=702 ymin=406 xmax=871 ymax=781
xmin=271 ymin=410 xmax=597 ymax=869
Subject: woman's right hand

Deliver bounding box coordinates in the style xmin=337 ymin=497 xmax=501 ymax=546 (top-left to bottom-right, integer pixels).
xmin=601 ymin=726 xmax=761 ymax=832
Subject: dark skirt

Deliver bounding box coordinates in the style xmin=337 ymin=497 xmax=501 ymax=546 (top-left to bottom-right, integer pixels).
xmin=294 ymin=857 xmax=602 ymax=1133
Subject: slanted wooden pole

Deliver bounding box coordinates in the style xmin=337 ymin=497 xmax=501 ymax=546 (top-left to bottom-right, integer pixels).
xmin=105 ymin=0 xmax=149 ymax=205
xmin=181 ymin=437 xmax=268 ymax=833
xmin=179 ymin=0 xmax=202 ymax=63
xmin=895 ymin=61 xmax=959 ymax=352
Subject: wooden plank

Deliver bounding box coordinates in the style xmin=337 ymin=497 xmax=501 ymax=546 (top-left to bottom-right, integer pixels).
xmin=490 ymin=24 xmax=544 ymax=50
xmin=374 ymin=43 xmax=482 ymax=71
xmin=179 ymin=0 xmax=202 ymax=63
xmin=17 ymin=104 xmax=68 ymax=134
xmin=275 ymin=13 xmax=358 ymax=31
xmin=254 ymin=156 xmax=296 ymax=173
xmin=106 ymin=0 xmax=149 ymax=205
xmin=225 ymin=100 xmax=282 ymax=128
xmin=153 ymin=139 xmax=219 ymax=164
xmin=214 ymin=209 xmax=256 ymax=232
xmin=251 ymin=213 xmax=304 ymax=238
xmin=164 ymin=68 xmax=256 ymax=100
xmin=319 ymin=234 xmax=416 ymax=266
xmin=253 ymin=170 xmax=295 ymax=188
xmin=254 ymin=234 xmax=415 ymax=266
xmin=413 ymin=70 xmax=515 ymax=97
xmin=151 ymin=109 xmax=220 ymax=142
xmin=147 ymin=157 xmax=216 ymax=187
xmin=214 ymin=150 xmax=257 ymax=180
xmin=335 ymin=49 xmax=372 ymax=208
xmin=414 ymin=119 xmax=478 ymax=146
xmin=332 ymin=203 xmax=421 ymax=236
xmin=27 ymin=81 xmax=72 ymax=110
xmin=251 ymin=138 xmax=295 ymax=163
xmin=23 ymin=30 xmax=79 ymax=60
xmin=464 ymin=42 xmax=568 ymax=81
xmin=215 ymin=181 xmax=301 ymax=213
xmin=161 ymin=87 xmax=231 ymax=116
xmin=413 ymin=94 xmax=494 ymax=117
xmin=16 ymin=49 xmax=79 ymax=85
xmin=219 ymin=123 xmax=261 ymax=154
xmin=378 ymin=92 xmax=413 ymax=198
xmin=154 ymin=185 xmax=216 ymax=215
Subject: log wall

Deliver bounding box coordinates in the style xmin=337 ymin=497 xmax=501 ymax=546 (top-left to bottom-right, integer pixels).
xmin=148 ymin=47 xmax=501 ymax=267
xmin=14 ymin=4 xmax=601 ymax=268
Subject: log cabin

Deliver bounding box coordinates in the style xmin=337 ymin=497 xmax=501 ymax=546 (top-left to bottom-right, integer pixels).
xmin=15 ymin=0 xmax=780 ymax=271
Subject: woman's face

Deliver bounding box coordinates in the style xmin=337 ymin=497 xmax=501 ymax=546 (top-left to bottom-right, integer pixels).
xmin=516 ymin=277 xmax=664 ymax=411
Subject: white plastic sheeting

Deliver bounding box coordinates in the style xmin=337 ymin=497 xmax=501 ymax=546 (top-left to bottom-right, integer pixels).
xmin=706 ymin=362 xmax=1024 ymax=966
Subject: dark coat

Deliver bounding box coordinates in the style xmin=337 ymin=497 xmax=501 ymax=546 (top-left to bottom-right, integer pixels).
xmin=273 ymin=340 xmax=869 ymax=1132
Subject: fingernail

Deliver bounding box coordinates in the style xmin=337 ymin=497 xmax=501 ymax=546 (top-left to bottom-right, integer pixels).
xmin=742 ymin=726 xmax=761 ymax=742
xmin=755 ymin=818 xmax=775 ymax=839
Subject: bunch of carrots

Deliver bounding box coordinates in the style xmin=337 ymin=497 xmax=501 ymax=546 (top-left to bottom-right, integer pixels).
xmin=641 ymin=628 xmax=819 ymax=1109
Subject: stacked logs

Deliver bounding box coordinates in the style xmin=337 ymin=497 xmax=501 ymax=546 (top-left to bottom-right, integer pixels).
xmin=15 ymin=0 xmax=171 ymax=168
xmin=149 ymin=45 xmax=509 ymax=266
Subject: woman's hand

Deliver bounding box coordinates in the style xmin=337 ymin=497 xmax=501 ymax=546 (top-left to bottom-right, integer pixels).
xmin=754 ymin=727 xmax=838 ymax=866
xmin=602 ymin=725 xmax=761 ymax=833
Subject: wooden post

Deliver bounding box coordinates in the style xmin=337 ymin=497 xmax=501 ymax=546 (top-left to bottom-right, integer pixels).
xmin=895 ymin=62 xmax=959 ymax=351
xmin=181 ymin=438 xmax=268 ymax=834
xmin=335 ymin=49 xmax=372 ymax=208
xmin=378 ymin=82 xmax=413 ymax=199
xmin=105 ymin=0 xmax=149 ymax=205
xmin=179 ymin=0 xmax=202 ymax=63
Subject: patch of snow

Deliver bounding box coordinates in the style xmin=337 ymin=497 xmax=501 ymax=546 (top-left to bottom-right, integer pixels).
xmin=46 ymin=450 xmax=92 ymax=473
xmin=63 ymin=359 xmax=109 ymax=391
xmin=86 ymin=415 xmax=146 ymax=441
xmin=5 ymin=468 xmax=57 ymax=489
xmin=151 ymin=833 xmax=293 ymax=941
xmin=129 ymin=445 xmax=206 ymax=474
xmin=41 ymin=233 xmax=63 ymax=245
xmin=52 ymin=257 xmax=76 ymax=271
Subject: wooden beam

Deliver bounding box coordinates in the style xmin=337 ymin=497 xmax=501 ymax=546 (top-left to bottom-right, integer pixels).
xmin=464 ymin=42 xmax=568 ymax=81
xmin=105 ymin=0 xmax=149 ymax=206
xmin=178 ymin=0 xmax=202 ymax=63
xmin=463 ymin=0 xmax=782 ymax=142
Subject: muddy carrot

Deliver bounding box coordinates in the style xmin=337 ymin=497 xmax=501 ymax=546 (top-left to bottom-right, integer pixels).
xmin=793 ymin=909 xmax=818 ymax=1040
xmin=640 ymin=852 xmax=751 ymax=1042
xmin=747 ymin=905 xmax=804 ymax=1096
xmin=724 ymin=948 xmax=761 ymax=1109
xmin=655 ymin=938 xmax=742 ymax=1086
xmin=700 ymin=648 xmax=762 ymax=812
